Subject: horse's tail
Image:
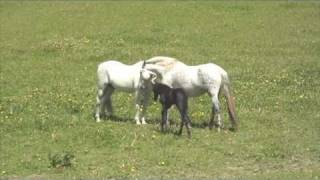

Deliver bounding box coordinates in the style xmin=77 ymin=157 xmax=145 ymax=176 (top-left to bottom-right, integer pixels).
xmin=97 ymin=63 xmax=109 ymax=89
xmin=221 ymin=72 xmax=238 ymax=131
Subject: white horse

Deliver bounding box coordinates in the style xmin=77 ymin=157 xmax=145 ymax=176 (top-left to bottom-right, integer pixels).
xmin=95 ymin=60 xmax=157 ymax=124
xmin=144 ymin=56 xmax=238 ymax=131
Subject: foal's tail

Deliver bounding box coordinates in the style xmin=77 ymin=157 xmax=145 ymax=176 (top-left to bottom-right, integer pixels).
xmin=221 ymin=72 xmax=238 ymax=131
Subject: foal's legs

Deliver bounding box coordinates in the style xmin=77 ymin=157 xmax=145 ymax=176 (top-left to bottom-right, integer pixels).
xmin=166 ymin=110 xmax=170 ymax=127
xmin=176 ymin=97 xmax=191 ymax=137
xmin=177 ymin=113 xmax=192 ymax=138
xmin=161 ymin=108 xmax=170 ymax=132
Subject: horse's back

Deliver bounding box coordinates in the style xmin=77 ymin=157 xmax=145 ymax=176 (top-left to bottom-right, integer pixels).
xmin=146 ymin=56 xmax=178 ymax=65
xmin=97 ymin=61 xmax=120 ymax=87
xmin=98 ymin=60 xmax=140 ymax=70
xmin=197 ymin=63 xmax=227 ymax=75
xmin=97 ymin=60 xmax=141 ymax=91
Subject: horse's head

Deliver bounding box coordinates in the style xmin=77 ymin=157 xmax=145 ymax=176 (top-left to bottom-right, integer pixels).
xmin=139 ymin=60 xmax=159 ymax=84
xmin=140 ymin=68 xmax=157 ymax=84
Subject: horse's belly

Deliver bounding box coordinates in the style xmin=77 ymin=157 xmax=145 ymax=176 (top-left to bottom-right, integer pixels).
xmin=168 ymin=70 xmax=205 ymax=97
xmin=183 ymin=87 xmax=206 ymax=97
xmin=170 ymin=81 xmax=205 ymax=97
xmin=113 ymin=85 xmax=135 ymax=92
xmin=110 ymin=77 xmax=135 ymax=92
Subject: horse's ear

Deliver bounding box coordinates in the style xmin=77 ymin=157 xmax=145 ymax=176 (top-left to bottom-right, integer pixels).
xmin=142 ymin=60 xmax=146 ymax=68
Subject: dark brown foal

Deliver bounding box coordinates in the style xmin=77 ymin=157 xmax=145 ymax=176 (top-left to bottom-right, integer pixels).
xmin=153 ymin=83 xmax=192 ymax=137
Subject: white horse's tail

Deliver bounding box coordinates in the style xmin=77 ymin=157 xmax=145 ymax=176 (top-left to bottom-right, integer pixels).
xmin=97 ymin=63 xmax=109 ymax=89
xmin=221 ymin=72 xmax=238 ymax=131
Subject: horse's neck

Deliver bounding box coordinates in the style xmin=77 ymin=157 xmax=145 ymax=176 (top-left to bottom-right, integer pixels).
xmin=132 ymin=61 xmax=144 ymax=77
xmin=129 ymin=61 xmax=141 ymax=70
xmin=134 ymin=61 xmax=143 ymax=66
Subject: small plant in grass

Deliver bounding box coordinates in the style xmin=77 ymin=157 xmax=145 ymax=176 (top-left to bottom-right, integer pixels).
xmin=48 ymin=151 xmax=75 ymax=169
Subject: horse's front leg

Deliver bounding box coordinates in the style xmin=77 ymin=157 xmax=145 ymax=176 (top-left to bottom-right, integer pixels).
xmin=134 ymin=88 xmax=144 ymax=125
xmin=137 ymin=87 xmax=151 ymax=125
xmin=134 ymin=104 xmax=142 ymax=125
xmin=140 ymin=97 xmax=149 ymax=125
xmin=134 ymin=99 xmax=148 ymax=125
xmin=140 ymin=104 xmax=148 ymax=125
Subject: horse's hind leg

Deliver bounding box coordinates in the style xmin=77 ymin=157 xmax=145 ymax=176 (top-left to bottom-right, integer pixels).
xmin=95 ymin=84 xmax=114 ymax=122
xmin=95 ymin=94 xmax=101 ymax=122
xmin=209 ymin=92 xmax=223 ymax=132
xmin=177 ymin=102 xmax=192 ymax=137
xmin=178 ymin=114 xmax=192 ymax=138
xmin=95 ymin=86 xmax=105 ymax=122
xmin=178 ymin=119 xmax=184 ymax=136
xmin=185 ymin=115 xmax=192 ymax=138
xmin=103 ymin=86 xmax=114 ymax=117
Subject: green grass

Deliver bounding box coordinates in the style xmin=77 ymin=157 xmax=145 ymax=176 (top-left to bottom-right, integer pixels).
xmin=1 ymin=1 xmax=320 ymax=179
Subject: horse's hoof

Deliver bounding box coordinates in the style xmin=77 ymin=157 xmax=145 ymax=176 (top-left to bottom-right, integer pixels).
xmin=174 ymin=131 xmax=182 ymax=136
xmin=229 ymin=127 xmax=238 ymax=132
xmin=140 ymin=117 xmax=147 ymax=125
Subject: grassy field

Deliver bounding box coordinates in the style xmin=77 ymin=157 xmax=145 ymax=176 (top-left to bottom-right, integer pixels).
xmin=1 ymin=1 xmax=320 ymax=179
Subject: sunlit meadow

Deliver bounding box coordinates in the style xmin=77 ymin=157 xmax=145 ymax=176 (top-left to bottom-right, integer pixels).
xmin=0 ymin=1 xmax=319 ymax=179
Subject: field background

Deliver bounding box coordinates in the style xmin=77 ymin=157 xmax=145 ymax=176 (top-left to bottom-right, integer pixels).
xmin=0 ymin=1 xmax=319 ymax=179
